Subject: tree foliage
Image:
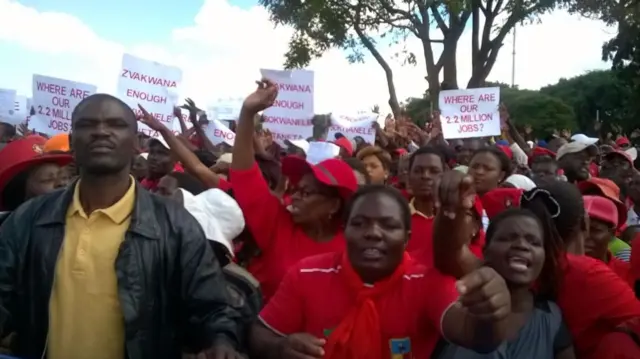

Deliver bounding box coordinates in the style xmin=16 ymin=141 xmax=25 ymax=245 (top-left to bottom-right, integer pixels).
xmin=259 ymin=0 xmax=566 ymax=115
xmin=541 ymin=70 xmax=636 ymax=134
xmin=402 ymin=69 xmax=640 ymax=138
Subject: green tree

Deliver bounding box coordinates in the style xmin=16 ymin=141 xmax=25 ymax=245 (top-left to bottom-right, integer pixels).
xmin=540 ymin=70 xmax=635 ymax=134
xmin=259 ymin=0 xmax=564 ymax=114
xmin=501 ymin=88 xmax=577 ymax=137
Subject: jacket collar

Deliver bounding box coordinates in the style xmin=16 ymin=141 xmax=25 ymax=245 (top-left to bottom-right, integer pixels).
xmin=36 ymin=179 xmax=161 ymax=240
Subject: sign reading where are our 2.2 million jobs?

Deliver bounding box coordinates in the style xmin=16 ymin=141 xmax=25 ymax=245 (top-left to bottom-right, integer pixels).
xmin=439 ymin=87 xmax=500 ymax=139
xmin=30 ymin=75 xmax=97 ymax=136
xmin=117 ymin=53 xmax=183 ymax=139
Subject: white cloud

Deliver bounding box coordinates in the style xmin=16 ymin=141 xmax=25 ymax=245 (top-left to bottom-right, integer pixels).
xmin=0 ymin=0 xmax=615 ymax=115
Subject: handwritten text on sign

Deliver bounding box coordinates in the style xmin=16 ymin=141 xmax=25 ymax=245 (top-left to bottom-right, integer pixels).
xmin=439 ymin=87 xmax=500 ymax=139
xmin=30 ymin=75 xmax=96 ymax=135
xmin=260 ymin=69 xmax=314 ymax=144
xmin=117 ymin=53 xmax=182 ymax=138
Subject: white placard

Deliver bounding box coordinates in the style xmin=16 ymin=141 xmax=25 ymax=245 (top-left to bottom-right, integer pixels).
xmin=260 ymin=69 xmax=314 ymax=144
xmin=306 ymin=141 xmax=340 ymax=164
xmin=328 ymin=113 xmax=377 ymax=143
xmin=30 ymin=75 xmax=97 ymax=135
xmin=117 ymin=54 xmax=183 ymax=138
xmin=204 ymin=118 xmax=235 ymax=146
xmin=0 ymin=89 xmax=16 ymax=122
xmin=439 ymin=87 xmax=500 ymax=139
xmin=208 ymin=97 xmax=243 ymax=121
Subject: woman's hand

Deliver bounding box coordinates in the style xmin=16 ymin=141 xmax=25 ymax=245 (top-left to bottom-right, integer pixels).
xmin=242 ymin=79 xmax=278 ymax=114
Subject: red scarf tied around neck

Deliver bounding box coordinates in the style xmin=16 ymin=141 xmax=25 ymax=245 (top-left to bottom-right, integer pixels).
xmin=324 ymin=251 xmax=410 ymax=359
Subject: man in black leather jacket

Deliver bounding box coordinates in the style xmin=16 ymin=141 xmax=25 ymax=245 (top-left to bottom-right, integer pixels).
xmin=0 ymin=94 xmax=243 ymax=359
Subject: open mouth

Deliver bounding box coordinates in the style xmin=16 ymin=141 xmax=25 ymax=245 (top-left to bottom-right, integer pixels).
xmin=507 ymin=255 xmax=530 ymax=272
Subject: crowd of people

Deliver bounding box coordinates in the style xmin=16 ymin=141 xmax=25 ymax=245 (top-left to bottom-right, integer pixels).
xmin=0 ymin=78 xmax=639 ymax=359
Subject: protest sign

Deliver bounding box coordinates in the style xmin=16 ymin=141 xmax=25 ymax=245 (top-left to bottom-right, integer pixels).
xmin=260 ymin=69 xmax=314 ymax=144
xmin=0 ymin=89 xmax=16 ymax=121
xmin=117 ymin=54 xmax=182 ymax=138
xmin=209 ymin=97 xmax=243 ymax=121
xmin=204 ymin=118 xmax=235 ymax=146
xmin=439 ymin=87 xmax=500 ymax=139
xmin=30 ymin=75 xmax=96 ymax=135
xmin=328 ymin=113 xmax=377 ymax=143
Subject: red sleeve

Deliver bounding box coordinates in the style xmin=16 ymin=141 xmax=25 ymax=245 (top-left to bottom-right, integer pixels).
xmin=420 ymin=268 xmax=459 ymax=334
xmin=229 ymin=164 xmax=289 ymax=251
xmin=218 ymin=178 xmax=232 ymax=192
xmin=259 ymin=264 xmax=305 ymax=335
xmin=576 ymin=260 xmax=640 ymax=328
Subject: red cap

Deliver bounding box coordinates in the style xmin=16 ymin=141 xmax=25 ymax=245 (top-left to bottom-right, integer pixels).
xmin=496 ymin=145 xmax=513 ymax=160
xmin=578 ymin=177 xmax=627 ymax=227
xmin=0 ymin=137 xmax=73 ymax=210
xmin=333 ymin=137 xmax=353 ymax=157
xmin=616 ymin=137 xmax=630 ymax=147
xmin=604 ymin=150 xmax=634 ymax=167
xmin=480 ymin=188 xmax=524 ymax=220
xmin=583 ymin=195 xmax=619 ymax=228
xmin=528 ymin=147 xmax=556 ymax=166
xmin=281 ymin=156 xmax=358 ymax=200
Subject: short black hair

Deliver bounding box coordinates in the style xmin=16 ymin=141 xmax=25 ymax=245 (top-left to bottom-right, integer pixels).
xmin=71 ymin=93 xmax=137 ymax=132
xmin=343 ymin=184 xmax=411 ymax=230
xmin=167 ymin=172 xmax=207 ymax=195
xmin=409 ymin=146 xmax=447 ymax=171
xmin=471 ymin=146 xmax=513 ymax=177
xmin=342 ymin=157 xmax=371 ymax=183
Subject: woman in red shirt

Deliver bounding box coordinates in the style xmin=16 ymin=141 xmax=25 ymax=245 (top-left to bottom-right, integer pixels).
xmin=230 ymin=80 xmax=358 ymax=302
xmin=249 ymin=185 xmax=512 ymax=359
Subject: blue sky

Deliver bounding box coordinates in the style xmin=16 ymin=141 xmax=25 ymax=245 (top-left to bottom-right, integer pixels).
xmin=15 ymin=0 xmax=255 ymax=46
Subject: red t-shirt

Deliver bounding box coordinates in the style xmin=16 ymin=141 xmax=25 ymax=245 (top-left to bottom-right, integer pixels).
xmin=557 ymin=254 xmax=640 ymax=359
xmin=407 ymin=213 xmax=485 ymax=267
xmin=218 ymin=177 xmax=232 ymax=191
xmin=259 ymin=252 xmax=459 ymax=358
xmin=608 ymin=252 xmax=632 ymax=286
xmin=229 ymin=164 xmax=346 ymax=302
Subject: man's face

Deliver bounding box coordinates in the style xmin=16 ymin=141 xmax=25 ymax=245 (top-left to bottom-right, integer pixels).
xmin=559 ymin=150 xmax=591 ymax=182
xmin=71 ymin=98 xmax=137 ymax=175
xmin=147 ymin=141 xmax=174 ymax=179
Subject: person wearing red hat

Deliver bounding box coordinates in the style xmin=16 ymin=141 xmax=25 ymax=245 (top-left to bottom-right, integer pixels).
xmin=616 ymin=136 xmax=631 ymax=150
xmin=0 ymin=136 xmax=72 ymax=214
xmin=583 ymin=195 xmax=632 ymax=283
xmin=230 ymin=80 xmax=358 ymax=302
xmin=333 ymin=136 xmax=354 ymax=157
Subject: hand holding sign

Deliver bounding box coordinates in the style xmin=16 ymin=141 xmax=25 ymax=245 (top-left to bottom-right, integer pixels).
xmin=243 ymin=79 xmax=278 ymax=114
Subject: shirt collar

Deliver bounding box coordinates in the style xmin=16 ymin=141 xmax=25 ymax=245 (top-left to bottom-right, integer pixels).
xmin=67 ymin=177 xmax=136 ymax=224
xmin=409 ymin=198 xmax=433 ymax=219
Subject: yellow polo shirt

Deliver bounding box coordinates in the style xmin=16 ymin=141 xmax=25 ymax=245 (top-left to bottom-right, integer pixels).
xmin=48 ymin=178 xmax=135 ymax=359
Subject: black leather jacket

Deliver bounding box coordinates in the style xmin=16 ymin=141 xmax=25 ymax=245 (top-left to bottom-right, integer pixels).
xmin=0 ymin=183 xmax=241 ymax=359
